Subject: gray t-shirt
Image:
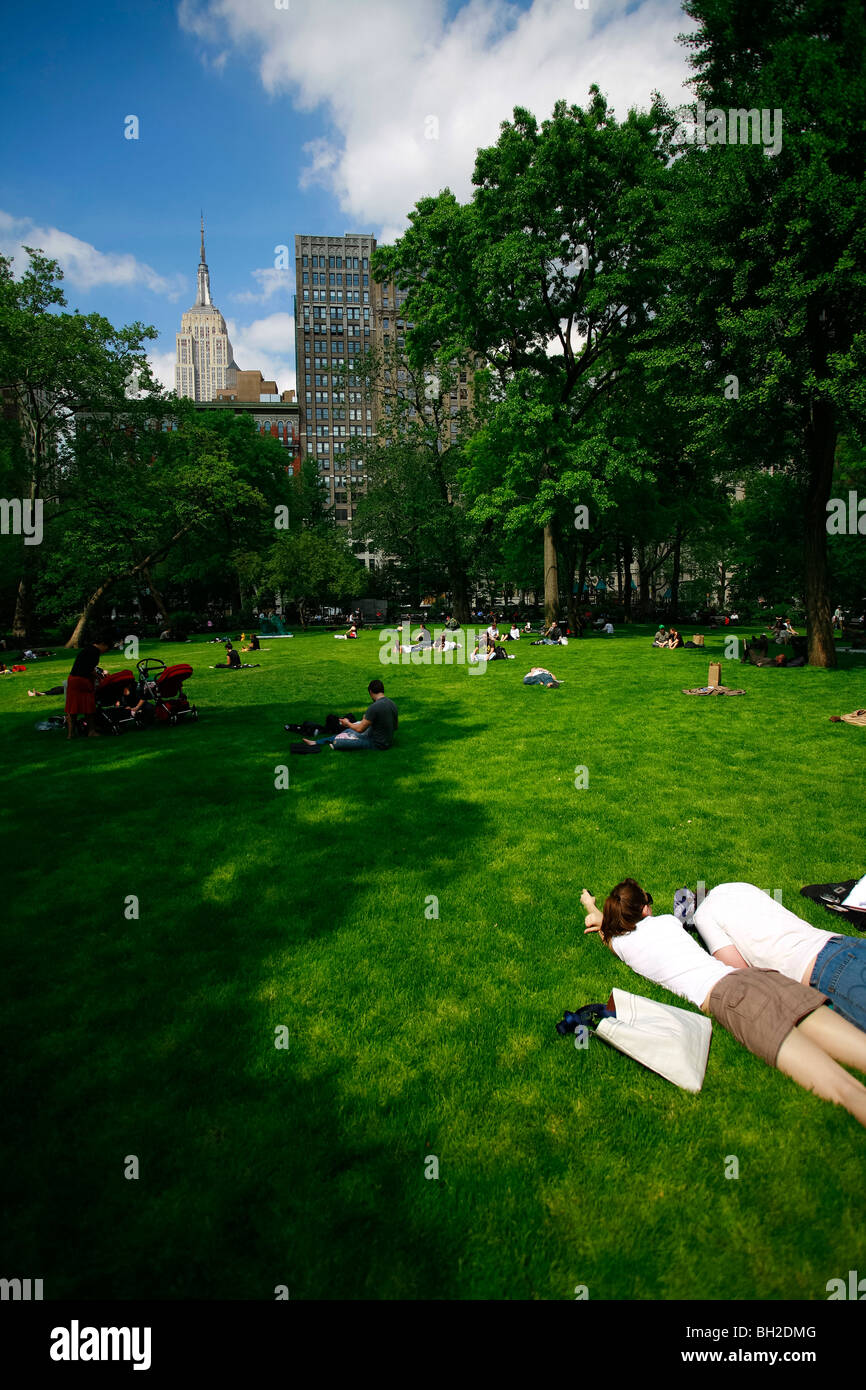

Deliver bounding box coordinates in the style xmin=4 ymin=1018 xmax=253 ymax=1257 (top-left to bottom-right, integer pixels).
xmin=364 ymin=697 xmax=398 ymax=748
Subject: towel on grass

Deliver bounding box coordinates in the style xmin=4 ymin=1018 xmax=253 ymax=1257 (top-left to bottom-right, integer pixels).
xmin=682 ymin=685 xmax=745 ymax=696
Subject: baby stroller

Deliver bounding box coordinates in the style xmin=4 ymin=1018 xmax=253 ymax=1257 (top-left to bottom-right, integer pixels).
xmin=93 ymin=669 xmax=142 ymax=735
xmin=137 ymin=658 xmax=198 ymax=726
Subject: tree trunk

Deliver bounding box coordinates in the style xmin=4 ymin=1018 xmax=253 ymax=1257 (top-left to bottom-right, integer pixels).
xmin=804 ymin=399 xmax=838 ymax=667
xmin=451 ymin=571 xmax=471 ymax=624
xmin=670 ymin=524 xmax=682 ymax=622
xmin=576 ymin=536 xmax=591 ymax=622
xmin=543 ymin=523 xmax=559 ymax=623
xmin=144 ymin=566 xmax=170 ymax=624
xmin=12 ymin=575 xmax=29 ymax=640
xmin=66 ymin=580 xmax=115 ymax=648
xmin=622 ymin=537 xmax=633 ymax=621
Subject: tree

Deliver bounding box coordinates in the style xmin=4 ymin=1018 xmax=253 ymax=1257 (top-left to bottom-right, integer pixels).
xmin=351 ymin=349 xmax=485 ymax=620
xmin=374 ymin=91 xmax=669 ymax=622
xmin=39 ymin=405 xmax=274 ymax=645
xmin=266 ymin=529 xmax=366 ymax=627
xmin=0 ymin=248 xmax=158 ymax=637
xmin=656 ymin=0 xmax=866 ymax=664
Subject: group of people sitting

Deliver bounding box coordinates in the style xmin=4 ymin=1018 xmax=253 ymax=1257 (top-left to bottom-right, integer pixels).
xmin=581 ymin=878 xmax=866 ymax=1126
xmin=652 ymin=626 xmax=704 ymax=649
xmin=742 ymin=634 xmax=806 ymax=667
xmin=766 ymin=615 xmax=799 ymax=643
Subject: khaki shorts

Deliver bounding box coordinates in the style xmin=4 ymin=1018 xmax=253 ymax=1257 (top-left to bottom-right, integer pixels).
xmin=708 ymin=969 xmax=828 ymax=1067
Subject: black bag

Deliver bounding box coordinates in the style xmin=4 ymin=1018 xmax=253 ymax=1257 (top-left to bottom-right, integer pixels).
xmin=800 ymin=880 xmax=866 ymax=932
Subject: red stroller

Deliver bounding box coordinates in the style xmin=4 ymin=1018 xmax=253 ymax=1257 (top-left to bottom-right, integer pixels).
xmin=137 ymin=658 xmax=198 ymax=725
xmin=93 ymin=669 xmax=142 ymax=735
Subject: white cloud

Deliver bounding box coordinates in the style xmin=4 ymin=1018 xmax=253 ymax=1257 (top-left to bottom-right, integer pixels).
xmin=0 ymin=210 xmax=186 ymax=300
xmin=178 ymin=0 xmax=696 ymax=242
xmin=227 ymin=310 xmax=295 ymax=392
xmin=232 ymin=266 xmax=294 ymax=304
xmin=146 ymin=348 xmax=180 ymax=392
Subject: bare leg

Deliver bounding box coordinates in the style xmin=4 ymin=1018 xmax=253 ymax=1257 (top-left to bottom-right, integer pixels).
xmin=796 ymin=1005 xmax=866 ymax=1072
xmin=776 ymin=1024 xmax=866 ymax=1127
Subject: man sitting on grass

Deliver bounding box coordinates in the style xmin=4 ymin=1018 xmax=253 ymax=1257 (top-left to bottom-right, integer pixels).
xmin=302 ymin=678 xmax=398 ymax=752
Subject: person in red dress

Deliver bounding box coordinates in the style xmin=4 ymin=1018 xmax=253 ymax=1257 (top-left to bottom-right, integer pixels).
xmin=65 ymin=634 xmax=114 ymax=740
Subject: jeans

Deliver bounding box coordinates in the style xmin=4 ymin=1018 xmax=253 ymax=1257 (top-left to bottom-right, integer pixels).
xmin=523 ymin=672 xmax=556 ymax=686
xmin=810 ymin=937 xmax=866 ymax=1031
xmin=332 ymin=729 xmax=377 ymax=750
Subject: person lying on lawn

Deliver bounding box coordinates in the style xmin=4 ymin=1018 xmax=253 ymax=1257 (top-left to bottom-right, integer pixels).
xmin=694 ymin=882 xmax=866 ymax=1034
xmin=523 ymin=667 xmax=563 ymax=687
xmin=581 ymin=878 xmax=866 ymax=1127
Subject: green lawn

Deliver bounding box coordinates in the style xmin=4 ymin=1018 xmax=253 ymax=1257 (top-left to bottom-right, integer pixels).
xmin=2 ymin=625 xmax=865 ymax=1300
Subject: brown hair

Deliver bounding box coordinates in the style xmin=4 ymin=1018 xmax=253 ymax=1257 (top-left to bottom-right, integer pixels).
xmin=600 ymin=878 xmax=652 ymax=944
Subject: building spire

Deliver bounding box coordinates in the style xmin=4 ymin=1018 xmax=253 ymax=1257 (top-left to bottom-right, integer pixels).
xmin=195 ymin=212 xmax=212 ymax=307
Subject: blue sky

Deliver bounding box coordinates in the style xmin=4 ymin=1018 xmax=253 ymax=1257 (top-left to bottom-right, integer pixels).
xmin=0 ymin=0 xmax=695 ymax=393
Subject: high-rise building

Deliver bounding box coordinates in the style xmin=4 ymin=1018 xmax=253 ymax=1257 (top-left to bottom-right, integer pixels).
xmin=175 ymin=218 xmax=238 ymax=402
xmin=295 ymin=232 xmax=412 ymax=567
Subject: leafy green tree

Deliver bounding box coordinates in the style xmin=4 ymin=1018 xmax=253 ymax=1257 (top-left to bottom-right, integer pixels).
xmin=374 ymin=91 xmax=669 ymax=622
xmin=351 ymin=348 xmax=484 ymax=619
xmin=39 ymin=405 xmax=272 ymax=645
xmin=0 ymin=249 xmax=158 ymax=636
xmin=653 ymin=0 xmax=866 ymax=664
xmin=266 ymin=528 xmax=366 ymax=628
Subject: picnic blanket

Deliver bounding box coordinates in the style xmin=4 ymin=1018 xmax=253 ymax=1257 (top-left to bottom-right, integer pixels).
xmin=682 ymin=685 xmax=745 ymax=696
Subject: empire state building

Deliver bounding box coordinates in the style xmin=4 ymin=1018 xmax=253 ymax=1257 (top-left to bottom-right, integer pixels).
xmin=175 ymin=219 xmax=238 ymax=401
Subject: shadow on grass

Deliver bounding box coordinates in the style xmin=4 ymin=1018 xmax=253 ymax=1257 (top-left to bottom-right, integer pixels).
xmin=0 ymin=694 xmax=494 ymax=1298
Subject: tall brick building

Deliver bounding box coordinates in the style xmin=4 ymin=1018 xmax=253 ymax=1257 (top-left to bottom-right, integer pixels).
xmin=294 ymin=232 xmax=415 ymax=570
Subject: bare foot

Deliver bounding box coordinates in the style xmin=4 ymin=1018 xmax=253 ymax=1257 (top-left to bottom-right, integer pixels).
xmin=580 ymin=888 xmax=597 ymax=912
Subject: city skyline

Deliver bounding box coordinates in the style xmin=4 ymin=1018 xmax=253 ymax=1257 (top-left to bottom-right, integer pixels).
xmin=0 ymin=0 xmax=697 ymax=400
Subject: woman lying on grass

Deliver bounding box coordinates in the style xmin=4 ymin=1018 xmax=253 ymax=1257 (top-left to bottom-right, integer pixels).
xmin=581 ymin=880 xmax=866 ymax=1127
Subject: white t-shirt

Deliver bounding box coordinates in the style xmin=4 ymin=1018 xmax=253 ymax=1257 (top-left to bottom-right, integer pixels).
xmin=609 ymin=913 xmax=735 ymax=1009
xmin=694 ymin=882 xmax=840 ymax=984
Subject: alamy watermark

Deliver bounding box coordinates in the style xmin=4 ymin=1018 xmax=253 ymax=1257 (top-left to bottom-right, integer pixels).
xmin=672 ymin=101 xmax=783 ymax=157
xmin=826 ymin=491 xmax=866 ymax=535
xmin=0 ymin=498 xmax=43 ymax=545
xmin=379 ymin=625 xmax=490 ymax=674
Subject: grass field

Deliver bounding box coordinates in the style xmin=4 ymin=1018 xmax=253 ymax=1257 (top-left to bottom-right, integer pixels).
xmin=2 ymin=624 xmax=865 ymax=1300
